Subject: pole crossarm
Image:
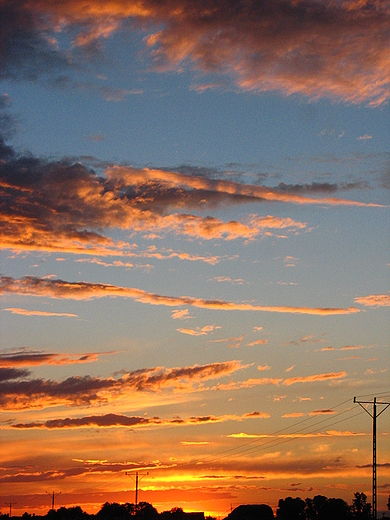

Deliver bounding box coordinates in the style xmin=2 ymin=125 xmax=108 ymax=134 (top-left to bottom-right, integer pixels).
xmin=46 ymin=491 xmax=62 ymax=510
xmin=353 ymin=397 xmax=390 ymax=520
xmin=354 ymin=398 xmax=390 ymax=416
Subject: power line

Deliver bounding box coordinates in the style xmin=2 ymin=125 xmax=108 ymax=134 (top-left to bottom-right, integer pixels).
xmin=200 ymin=398 xmax=355 ymax=462
xmin=162 ymin=398 xmax=365 ymax=474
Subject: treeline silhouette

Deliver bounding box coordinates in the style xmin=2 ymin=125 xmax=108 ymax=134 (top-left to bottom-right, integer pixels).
xmin=2 ymin=492 xmax=390 ymax=520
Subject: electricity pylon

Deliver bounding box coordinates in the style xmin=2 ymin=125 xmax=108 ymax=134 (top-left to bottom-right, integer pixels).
xmin=354 ymin=397 xmax=390 ymax=519
xmin=46 ymin=491 xmax=61 ymax=510
xmin=5 ymin=502 xmax=17 ymax=517
xmin=126 ymin=471 xmax=148 ymax=506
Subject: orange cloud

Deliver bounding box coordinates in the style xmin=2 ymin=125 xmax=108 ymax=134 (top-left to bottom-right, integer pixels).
xmin=0 ymin=276 xmax=361 ymax=316
xmin=283 ymin=371 xmax=347 ymax=386
xmin=243 ymin=411 xmax=270 ymax=419
xmin=355 ymin=293 xmax=390 ymax=307
xmin=176 ymin=325 xmax=218 ymax=336
xmin=247 ymin=339 xmax=268 ymax=346
xmin=227 ymin=433 xmax=271 ymax=439
xmin=340 ymin=345 xmax=372 ymax=350
xmin=210 ymin=377 xmax=282 ymax=391
xmin=1 ymin=148 xmax=382 ymax=258
xmin=12 ymin=0 xmax=390 ymax=104
xmin=171 ymin=309 xmax=193 ymax=320
xmin=257 ymin=365 xmax=271 ymax=371
xmin=308 ymin=409 xmax=335 ymax=416
xmin=0 ymin=360 xmax=245 ymax=410
xmin=0 ymin=350 xmax=104 ymax=367
xmin=2 ymin=307 xmax=78 ymax=318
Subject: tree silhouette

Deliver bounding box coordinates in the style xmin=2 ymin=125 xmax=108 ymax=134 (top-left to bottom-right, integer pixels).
xmin=350 ymin=492 xmax=371 ymax=520
xmin=276 ymin=497 xmax=305 ymax=520
xmin=47 ymin=506 xmax=87 ymax=520
xmin=97 ymin=502 xmax=158 ymax=520
xmin=305 ymin=496 xmax=349 ymax=520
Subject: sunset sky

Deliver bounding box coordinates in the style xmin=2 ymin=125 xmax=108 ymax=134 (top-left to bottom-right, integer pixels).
xmin=0 ymin=0 xmax=389 ymax=517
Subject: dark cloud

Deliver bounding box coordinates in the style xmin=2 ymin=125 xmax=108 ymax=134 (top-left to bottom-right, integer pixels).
xmin=0 ymin=1 xmax=72 ymax=81
xmin=0 ymin=467 xmax=86 ymax=484
xmin=0 ymin=95 xmax=18 ymax=140
xmin=10 ymin=411 xmax=254 ymax=429
xmin=12 ymin=413 xmax=155 ymax=429
xmin=0 ymin=367 xmax=30 ymax=382
xmin=0 ymin=349 xmax=103 ymax=367
xmin=277 ymin=181 xmax=369 ymax=194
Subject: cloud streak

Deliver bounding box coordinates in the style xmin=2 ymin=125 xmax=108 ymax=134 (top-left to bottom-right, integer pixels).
xmin=2 ymin=307 xmax=78 ymax=318
xmin=0 ymin=350 xmax=107 ymax=367
xmin=9 ymin=410 xmax=265 ymax=430
xmin=0 ymin=276 xmax=360 ymax=315
xmin=283 ymin=372 xmax=347 ymax=386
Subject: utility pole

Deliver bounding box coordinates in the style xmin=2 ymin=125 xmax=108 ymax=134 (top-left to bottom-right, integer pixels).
xmin=5 ymin=502 xmax=17 ymax=517
xmin=126 ymin=471 xmax=148 ymax=506
xmin=46 ymin=491 xmax=61 ymax=511
xmin=354 ymin=397 xmax=390 ymax=520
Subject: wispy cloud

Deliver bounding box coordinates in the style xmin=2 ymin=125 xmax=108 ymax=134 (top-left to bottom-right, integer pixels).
xmin=176 ymin=325 xmax=219 ymax=336
xmin=0 ymin=276 xmax=361 ymax=316
xmin=257 ymin=365 xmax=271 ymax=371
xmin=210 ymin=378 xmax=283 ymax=391
xmin=309 ymin=409 xmax=335 ymax=416
xmin=2 ymin=307 xmax=78 ymax=318
xmin=319 ymin=344 xmax=372 ymax=352
xmin=171 ymin=309 xmax=193 ymax=320
xmin=283 ymin=371 xmax=347 ymax=386
xmin=340 ymin=345 xmax=372 ymax=351
xmin=285 ymin=365 xmax=296 ymax=373
xmin=227 ymin=432 xmax=271 ymax=439
xmin=355 ymin=293 xmax=390 ymax=307
xmin=211 ymin=276 xmax=244 ymax=284
xmin=247 ymin=339 xmax=268 ymax=347
xmin=0 ymin=350 xmax=105 ymax=367
xmin=243 ymin=411 xmax=270 ymax=419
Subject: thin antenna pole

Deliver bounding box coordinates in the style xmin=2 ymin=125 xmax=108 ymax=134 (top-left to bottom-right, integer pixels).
xmin=354 ymin=396 xmax=390 ymax=520
xmin=46 ymin=491 xmax=61 ymax=510
xmin=126 ymin=471 xmax=148 ymax=506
